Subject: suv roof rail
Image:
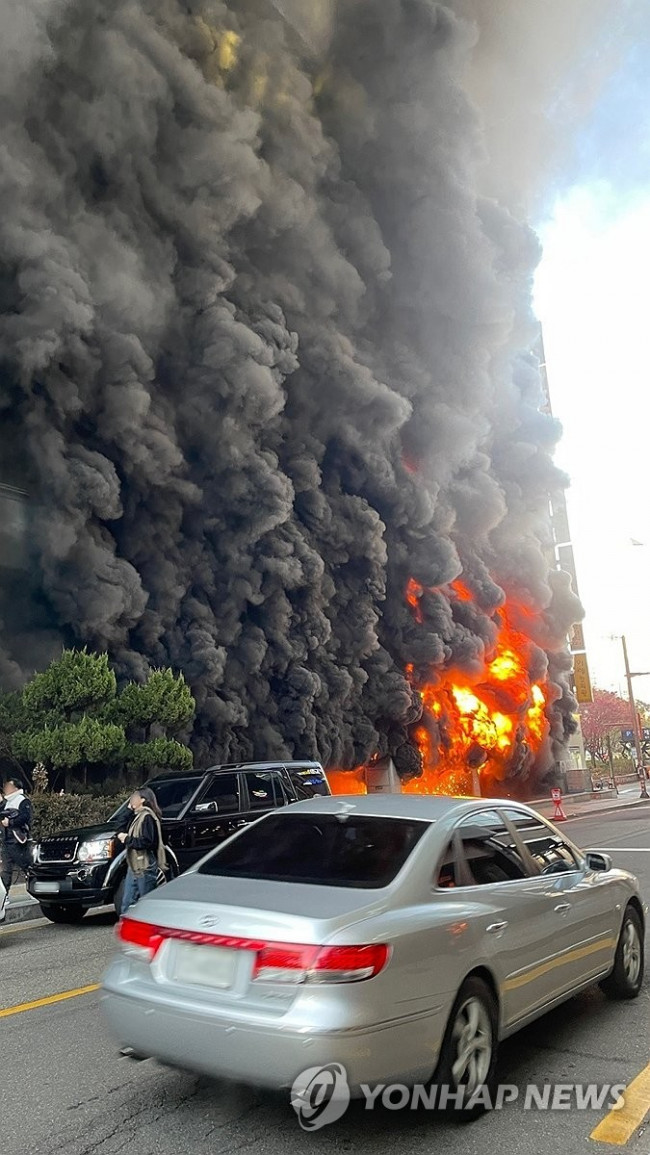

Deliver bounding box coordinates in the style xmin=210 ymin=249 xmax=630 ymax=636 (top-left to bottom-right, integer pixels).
xmin=205 ymin=760 xmax=324 ymax=772
xmin=145 ymin=761 xmax=325 ymax=785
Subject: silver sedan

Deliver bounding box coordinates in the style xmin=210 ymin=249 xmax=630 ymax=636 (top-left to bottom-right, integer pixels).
xmin=101 ymin=794 xmax=645 ymax=1116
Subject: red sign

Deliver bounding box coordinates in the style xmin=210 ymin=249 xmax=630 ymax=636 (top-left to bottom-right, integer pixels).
xmin=551 ymin=786 xmax=567 ymax=820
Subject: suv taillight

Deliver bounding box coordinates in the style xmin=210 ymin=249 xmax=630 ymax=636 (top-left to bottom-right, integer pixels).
xmin=116 ymin=918 xmax=390 ymax=982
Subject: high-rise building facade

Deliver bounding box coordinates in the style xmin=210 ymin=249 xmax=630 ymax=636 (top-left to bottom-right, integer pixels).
xmin=536 ymin=334 xmax=591 ymax=771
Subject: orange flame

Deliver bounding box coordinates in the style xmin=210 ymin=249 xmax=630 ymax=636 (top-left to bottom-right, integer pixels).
xmin=326 ymin=768 xmax=367 ymax=795
xmin=327 ymin=575 xmax=550 ymax=801
xmin=404 ymin=577 xmax=549 ymax=798
xmin=405 ymin=578 xmax=424 ymax=623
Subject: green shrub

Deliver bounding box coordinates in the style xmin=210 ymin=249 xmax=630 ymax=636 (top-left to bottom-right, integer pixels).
xmin=31 ymin=792 xmax=127 ymax=839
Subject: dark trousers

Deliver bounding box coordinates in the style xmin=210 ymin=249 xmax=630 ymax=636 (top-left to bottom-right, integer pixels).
xmin=1 ymin=839 xmax=31 ymax=892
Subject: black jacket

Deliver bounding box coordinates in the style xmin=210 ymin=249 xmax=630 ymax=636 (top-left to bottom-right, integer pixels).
xmin=1 ymin=795 xmax=32 ymax=843
xmin=125 ymin=812 xmax=161 ymax=853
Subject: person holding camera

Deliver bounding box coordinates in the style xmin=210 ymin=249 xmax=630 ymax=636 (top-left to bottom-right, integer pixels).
xmin=1 ymin=777 xmax=33 ymax=894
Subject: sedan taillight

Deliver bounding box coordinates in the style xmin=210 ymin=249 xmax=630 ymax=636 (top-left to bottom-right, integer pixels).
xmin=117 ymin=917 xmax=164 ymax=961
xmin=116 ymin=918 xmax=390 ymax=983
xmin=253 ymin=942 xmax=390 ymax=983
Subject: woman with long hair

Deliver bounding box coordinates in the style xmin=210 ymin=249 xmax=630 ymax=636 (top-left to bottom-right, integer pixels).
xmin=116 ymin=786 xmax=167 ymax=914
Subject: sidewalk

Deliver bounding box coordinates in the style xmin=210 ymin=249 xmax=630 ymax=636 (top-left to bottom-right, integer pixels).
xmin=532 ymin=788 xmax=650 ymax=822
xmin=2 ymin=882 xmax=44 ymax=927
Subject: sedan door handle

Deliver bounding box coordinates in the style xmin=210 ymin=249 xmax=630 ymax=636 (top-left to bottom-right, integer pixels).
xmin=554 ymin=903 xmax=571 ymax=913
xmin=486 ymin=921 xmax=508 ymax=934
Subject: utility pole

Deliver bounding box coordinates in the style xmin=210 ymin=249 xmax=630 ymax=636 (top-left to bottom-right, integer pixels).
xmin=621 ymin=635 xmax=650 ymax=800
xmin=606 ymin=732 xmax=619 ymax=794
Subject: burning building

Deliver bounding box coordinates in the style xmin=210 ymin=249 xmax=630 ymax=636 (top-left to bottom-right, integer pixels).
xmin=0 ymin=0 xmax=584 ymax=797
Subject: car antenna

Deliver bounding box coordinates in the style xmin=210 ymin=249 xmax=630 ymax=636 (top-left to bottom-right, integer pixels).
xmin=335 ymin=800 xmax=356 ymax=821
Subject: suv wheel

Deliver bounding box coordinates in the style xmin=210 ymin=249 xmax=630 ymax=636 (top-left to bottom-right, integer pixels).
xmin=113 ymin=879 xmax=125 ymax=918
xmin=40 ymin=904 xmax=87 ymax=924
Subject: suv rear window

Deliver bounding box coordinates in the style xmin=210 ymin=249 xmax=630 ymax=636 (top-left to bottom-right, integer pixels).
xmin=197 ymin=813 xmax=428 ymax=888
xmin=286 ymin=767 xmax=331 ymax=799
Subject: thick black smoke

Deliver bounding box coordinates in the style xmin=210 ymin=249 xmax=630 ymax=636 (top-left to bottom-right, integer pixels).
xmin=0 ymin=0 xmax=585 ymax=787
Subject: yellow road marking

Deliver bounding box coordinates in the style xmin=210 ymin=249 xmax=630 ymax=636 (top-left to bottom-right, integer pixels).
xmin=0 ymin=984 xmax=100 ymax=1018
xmin=591 ymin=1061 xmax=650 ymax=1145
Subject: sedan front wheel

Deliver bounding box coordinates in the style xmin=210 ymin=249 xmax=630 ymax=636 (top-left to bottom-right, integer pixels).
xmin=434 ymin=975 xmax=498 ymax=1121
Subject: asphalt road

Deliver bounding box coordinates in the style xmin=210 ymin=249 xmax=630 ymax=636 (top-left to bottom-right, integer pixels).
xmin=3 ymin=807 xmax=650 ymax=1155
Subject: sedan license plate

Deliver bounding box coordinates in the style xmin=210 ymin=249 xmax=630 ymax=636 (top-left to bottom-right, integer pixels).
xmin=172 ymin=942 xmax=238 ymax=990
xmin=32 ymin=881 xmax=61 ymax=895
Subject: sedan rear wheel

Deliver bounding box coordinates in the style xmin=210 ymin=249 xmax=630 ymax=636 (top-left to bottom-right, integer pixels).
xmin=434 ymin=976 xmax=498 ymax=1121
xmin=600 ymin=905 xmax=644 ymax=999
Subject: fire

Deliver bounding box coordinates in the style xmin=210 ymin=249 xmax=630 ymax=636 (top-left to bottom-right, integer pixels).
xmin=405 ymin=577 xmax=424 ymax=624
xmin=326 ymin=576 xmax=551 ymax=799
xmin=489 ymin=650 xmax=519 ymax=682
xmin=402 ymin=576 xmax=550 ymax=798
xmin=326 ymin=768 xmax=367 ymax=795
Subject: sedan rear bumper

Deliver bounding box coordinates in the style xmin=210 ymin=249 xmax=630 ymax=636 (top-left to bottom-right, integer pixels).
xmin=101 ymin=968 xmax=443 ymax=1093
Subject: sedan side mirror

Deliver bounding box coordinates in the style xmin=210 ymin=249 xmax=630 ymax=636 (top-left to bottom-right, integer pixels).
xmin=585 ymin=851 xmax=613 ymax=872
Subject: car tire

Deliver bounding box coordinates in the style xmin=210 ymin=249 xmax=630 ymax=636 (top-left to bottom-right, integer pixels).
xmin=113 ymin=878 xmax=125 ymax=918
xmin=600 ymin=905 xmax=644 ymax=999
xmin=433 ymin=976 xmax=498 ymax=1121
xmin=40 ymin=904 xmax=87 ymax=924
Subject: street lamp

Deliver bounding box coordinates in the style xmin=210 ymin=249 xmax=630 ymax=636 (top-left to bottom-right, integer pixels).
xmin=617 ymin=635 xmax=650 ymax=800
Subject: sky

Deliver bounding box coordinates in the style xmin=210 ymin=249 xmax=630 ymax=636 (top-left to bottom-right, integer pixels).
xmin=534 ymin=22 xmax=650 ymax=703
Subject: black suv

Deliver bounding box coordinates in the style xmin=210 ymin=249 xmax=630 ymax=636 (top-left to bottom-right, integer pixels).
xmin=27 ymin=761 xmax=330 ymax=923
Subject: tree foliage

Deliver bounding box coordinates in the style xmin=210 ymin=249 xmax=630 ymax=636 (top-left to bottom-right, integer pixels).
xmin=16 ymin=717 xmax=126 ymax=769
xmin=125 ymin=737 xmax=194 ymax=776
xmin=0 ymin=649 xmax=195 ymax=787
xmin=22 ymin=649 xmax=116 ymax=719
xmin=580 ymin=689 xmax=634 ymax=765
xmin=108 ymin=669 xmax=195 ymax=734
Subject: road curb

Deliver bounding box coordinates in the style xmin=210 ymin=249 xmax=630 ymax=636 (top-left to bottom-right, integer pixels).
xmin=5 ymin=898 xmax=44 ymax=926
xmin=535 ymin=798 xmax=650 ymax=822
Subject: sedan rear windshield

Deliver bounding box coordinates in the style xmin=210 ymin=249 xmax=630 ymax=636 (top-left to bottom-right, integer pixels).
xmin=197 ymin=813 xmax=429 ymax=888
